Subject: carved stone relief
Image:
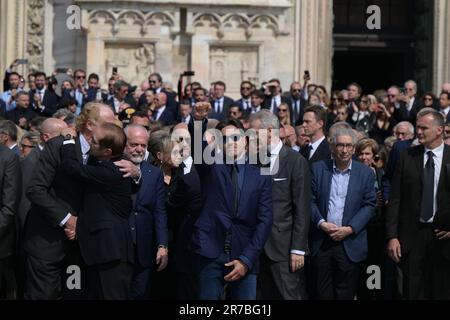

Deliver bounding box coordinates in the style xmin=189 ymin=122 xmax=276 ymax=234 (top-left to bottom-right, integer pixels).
xmin=27 ymin=0 xmax=45 ymax=72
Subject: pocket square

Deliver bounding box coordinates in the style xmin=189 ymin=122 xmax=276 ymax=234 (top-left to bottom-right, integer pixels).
xmin=274 ymin=178 xmax=287 ymax=182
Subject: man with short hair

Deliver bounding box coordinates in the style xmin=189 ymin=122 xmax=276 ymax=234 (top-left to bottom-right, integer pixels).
xmin=311 ymin=128 xmax=376 ymax=299
xmin=153 ymin=92 xmax=176 ymax=126
xmin=29 ymin=72 xmax=59 ymax=117
xmin=393 ymin=121 xmax=415 ymax=141
xmin=393 ymin=80 xmax=423 ymax=125
xmin=235 ymin=81 xmax=254 ymax=113
xmin=209 ymin=81 xmax=234 ymax=121
xmin=178 ymin=100 xmax=192 ymax=124
xmin=6 ymin=91 xmax=37 ymax=129
xmin=249 ymin=90 xmax=266 ymax=115
xmin=301 ymin=105 xmax=332 ymax=164
xmin=130 ymin=111 xmax=150 ymax=131
xmin=386 ymin=108 xmax=450 ymax=299
xmin=0 ymin=120 xmax=19 ymax=155
xmin=294 ymin=125 xmax=310 ymax=153
xmin=288 ymin=81 xmax=307 ymax=125
xmin=125 ymin=125 xmax=168 ymax=299
xmin=60 ymin=123 xmax=135 ymax=300
xmin=107 ymin=80 xmax=134 ymax=115
xmin=250 ymin=111 xmax=310 ymax=300
xmin=264 ymin=79 xmax=290 ymax=114
xmin=438 ymin=92 xmax=450 ymax=122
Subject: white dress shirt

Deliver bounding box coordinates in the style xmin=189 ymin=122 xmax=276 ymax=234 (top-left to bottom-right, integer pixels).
xmin=183 ymin=156 xmax=193 ymax=175
xmin=309 ymin=136 xmax=326 ymax=160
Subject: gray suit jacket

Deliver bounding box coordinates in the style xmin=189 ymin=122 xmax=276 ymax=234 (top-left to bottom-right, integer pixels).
xmin=264 ymin=145 xmax=311 ymax=261
xmin=0 ymin=145 xmax=21 ymax=258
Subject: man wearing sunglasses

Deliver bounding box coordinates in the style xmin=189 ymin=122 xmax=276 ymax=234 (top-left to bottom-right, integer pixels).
xmin=138 ymin=73 xmax=177 ymax=118
xmin=287 ymin=81 xmax=307 ymax=126
xmin=235 ymin=81 xmax=254 ymax=115
xmin=192 ymin=118 xmax=273 ymax=300
xmin=393 ymin=80 xmax=423 ymax=126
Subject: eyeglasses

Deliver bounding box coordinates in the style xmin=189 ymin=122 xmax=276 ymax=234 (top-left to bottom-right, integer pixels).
xmin=76 ymin=76 xmax=86 ymax=79
xmin=424 ymin=97 xmax=433 ymax=101
xmin=229 ymin=111 xmax=239 ymax=115
xmin=149 ymin=80 xmax=157 ymax=84
xmin=361 ymin=100 xmax=369 ymax=103
xmin=292 ymin=89 xmax=302 ymax=92
xmin=335 ymin=143 xmax=354 ymax=150
xmin=241 ymin=87 xmax=252 ymax=90
xmin=278 ymin=109 xmax=287 ymax=112
xmin=337 ymin=112 xmax=347 ymax=116
xmin=20 ymin=144 xmax=36 ymax=149
xmin=222 ymin=134 xmax=243 ymax=144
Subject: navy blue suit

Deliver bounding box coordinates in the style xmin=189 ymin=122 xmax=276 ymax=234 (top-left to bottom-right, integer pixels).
xmin=155 ymin=107 xmax=176 ymax=126
xmin=310 ymin=159 xmax=376 ymax=299
xmin=192 ymin=163 xmax=273 ymax=272
xmin=310 ymin=160 xmax=376 ymax=263
xmin=128 ymin=161 xmax=167 ymax=299
xmin=0 ymin=99 xmax=6 ymax=118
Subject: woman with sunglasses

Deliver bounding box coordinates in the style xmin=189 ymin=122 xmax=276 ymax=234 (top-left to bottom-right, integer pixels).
xmin=277 ymin=102 xmax=291 ymax=126
xmin=421 ymin=92 xmax=436 ymax=109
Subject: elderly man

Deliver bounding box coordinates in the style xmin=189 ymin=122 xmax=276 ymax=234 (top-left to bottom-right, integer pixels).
xmin=249 ymin=111 xmax=310 ymax=300
xmin=393 ymin=121 xmax=415 ymax=141
xmin=124 ymin=125 xmax=168 ymax=299
xmin=310 ymin=127 xmax=376 ymax=299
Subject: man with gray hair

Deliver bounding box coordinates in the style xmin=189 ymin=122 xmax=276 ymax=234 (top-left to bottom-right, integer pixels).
xmin=393 ymin=121 xmax=415 ymax=141
xmin=249 ymin=111 xmax=311 ymax=300
xmin=310 ymin=127 xmax=376 ymax=299
xmin=386 ymin=107 xmax=450 ymax=299
xmin=0 ymin=120 xmax=19 ymax=155
xmin=124 ymin=125 xmax=168 ymax=299
xmin=394 ymin=80 xmax=422 ymax=125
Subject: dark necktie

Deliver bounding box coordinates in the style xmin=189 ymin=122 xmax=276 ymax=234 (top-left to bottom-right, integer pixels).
xmin=231 ymin=164 xmax=239 ymax=216
xmin=302 ymin=144 xmax=312 ymax=160
xmin=420 ymin=151 xmax=435 ymax=222
xmin=216 ymin=101 xmax=221 ymax=114
xmin=154 ymin=109 xmax=160 ymax=120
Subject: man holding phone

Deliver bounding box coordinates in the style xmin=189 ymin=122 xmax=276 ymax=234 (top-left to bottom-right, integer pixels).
xmin=1 ymin=70 xmax=24 ymax=112
xmin=393 ymin=80 xmax=423 ymax=126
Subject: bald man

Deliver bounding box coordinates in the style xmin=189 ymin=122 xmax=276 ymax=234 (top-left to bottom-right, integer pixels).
xmin=442 ymin=83 xmax=450 ymax=94
xmin=23 ymin=102 xmax=122 ymax=300
xmin=153 ymin=92 xmax=176 ymax=126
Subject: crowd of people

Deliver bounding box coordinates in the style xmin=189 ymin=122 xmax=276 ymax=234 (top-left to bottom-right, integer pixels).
xmin=1 ymin=58 xmax=450 ymax=300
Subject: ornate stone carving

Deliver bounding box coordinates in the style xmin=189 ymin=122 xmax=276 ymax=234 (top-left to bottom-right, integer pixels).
xmin=26 ymin=0 xmax=45 ymax=72
xmin=88 ymin=9 xmax=176 ymax=35
xmin=193 ymin=12 xmax=286 ymax=38
xmin=105 ymin=42 xmax=155 ymax=86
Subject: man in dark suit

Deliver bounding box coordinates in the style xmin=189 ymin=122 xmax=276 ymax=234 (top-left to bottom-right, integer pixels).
xmin=235 ymin=81 xmax=254 ymax=115
xmin=0 ymin=120 xmax=20 ymax=156
xmin=438 ymin=92 xmax=450 ymax=123
xmin=310 ymin=127 xmax=376 ymax=299
xmin=106 ymin=80 xmax=136 ymax=115
xmin=29 ymin=72 xmax=59 ymax=117
xmin=386 ymin=108 xmax=450 ymax=299
xmin=0 ymin=145 xmax=21 ymax=299
xmin=249 ymin=111 xmax=311 ymax=300
xmin=192 ymin=118 xmax=273 ymax=300
xmin=138 ymin=73 xmax=177 ymax=114
xmin=6 ymin=92 xmax=38 ymax=129
xmin=301 ymin=105 xmax=332 ymax=165
xmin=24 ymin=103 xmax=117 ymax=300
xmin=287 ymin=81 xmax=307 ymax=126
xmin=0 ymin=99 xmax=6 ymax=119
xmin=209 ymin=81 xmax=234 ymax=121
xmin=263 ymin=79 xmax=290 ymax=114
xmin=60 ymin=123 xmax=134 ymax=300
xmin=167 ymin=123 xmax=202 ymax=299
xmin=153 ymin=92 xmax=176 ymax=126
xmin=123 ymin=125 xmax=168 ymax=300
xmin=393 ymin=80 xmax=423 ymax=126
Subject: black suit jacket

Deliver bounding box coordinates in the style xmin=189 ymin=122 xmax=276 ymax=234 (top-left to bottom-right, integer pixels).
xmin=24 ymin=136 xmax=84 ymax=261
xmin=0 ymin=99 xmax=6 ymax=119
xmin=60 ymin=143 xmax=134 ymax=266
xmin=286 ymin=96 xmax=307 ymax=125
xmin=393 ymin=98 xmax=423 ymax=125
xmin=106 ymin=96 xmax=137 ymax=115
xmin=18 ymin=147 xmax=41 ymax=232
xmin=6 ymin=107 xmax=38 ymax=125
xmin=208 ymin=96 xmax=234 ymax=121
xmin=386 ymin=144 xmax=450 ymax=259
xmin=263 ymin=95 xmax=290 ymax=113
xmin=29 ymin=89 xmax=60 ymax=117
xmin=301 ymin=137 xmax=332 ymax=166
xmin=156 ymin=107 xmax=176 ymax=126
xmin=264 ymin=145 xmax=311 ymax=261
xmin=0 ymin=146 xmax=21 ymax=258
xmin=166 ymin=161 xmax=202 ymax=272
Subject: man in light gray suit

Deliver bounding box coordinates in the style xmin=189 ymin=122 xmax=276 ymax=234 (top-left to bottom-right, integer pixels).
xmin=250 ymin=110 xmax=311 ymax=300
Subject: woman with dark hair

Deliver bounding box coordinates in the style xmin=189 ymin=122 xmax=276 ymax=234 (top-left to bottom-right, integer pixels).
xmin=355 ymin=138 xmax=385 ymax=300
xmin=368 ymin=102 xmax=396 ymax=145
xmin=421 ymin=91 xmax=437 ymax=109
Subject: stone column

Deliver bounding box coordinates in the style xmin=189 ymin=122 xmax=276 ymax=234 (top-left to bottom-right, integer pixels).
xmin=296 ymin=0 xmax=333 ymax=92
xmin=0 ymin=0 xmax=27 ymax=91
xmin=432 ymin=0 xmax=450 ymax=93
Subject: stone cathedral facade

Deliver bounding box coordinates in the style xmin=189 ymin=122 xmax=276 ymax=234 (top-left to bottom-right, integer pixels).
xmin=1 ymin=0 xmax=449 ymax=96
